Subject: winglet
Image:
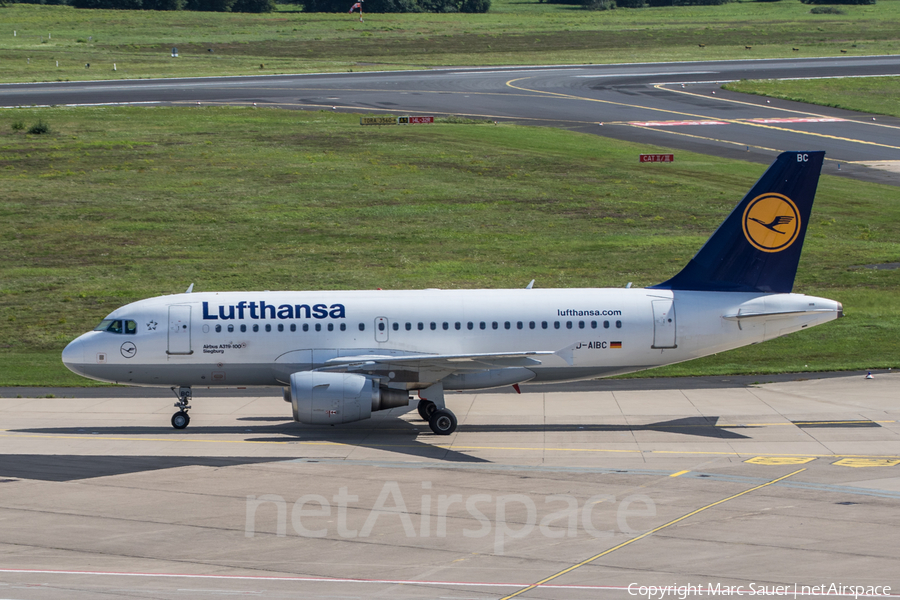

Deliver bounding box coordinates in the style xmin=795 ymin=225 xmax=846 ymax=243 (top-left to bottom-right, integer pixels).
xmin=652 ymin=151 xmax=824 ymax=293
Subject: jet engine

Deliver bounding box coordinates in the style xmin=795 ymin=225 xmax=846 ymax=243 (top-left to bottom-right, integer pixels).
xmin=288 ymin=371 xmax=410 ymax=424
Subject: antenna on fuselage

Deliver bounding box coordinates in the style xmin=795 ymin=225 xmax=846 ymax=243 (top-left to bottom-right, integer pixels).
xmin=525 ymin=280 xmax=535 ymax=289
xmin=185 ymin=283 xmax=194 ymax=293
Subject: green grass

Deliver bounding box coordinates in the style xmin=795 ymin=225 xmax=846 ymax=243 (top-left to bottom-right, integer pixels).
xmin=724 ymin=77 xmax=900 ymax=118
xmin=1 ymin=106 xmax=899 ymax=385
xmin=1 ymin=0 xmax=898 ymax=82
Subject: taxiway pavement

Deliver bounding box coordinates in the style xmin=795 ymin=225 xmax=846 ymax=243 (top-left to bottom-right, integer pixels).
xmin=1 ymin=372 xmax=899 ymax=599
xmin=2 ymin=57 xmax=900 ymax=185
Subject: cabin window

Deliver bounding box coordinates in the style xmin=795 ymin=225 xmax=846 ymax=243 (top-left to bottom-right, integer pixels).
xmin=578 ymin=321 xmax=585 ymax=329
xmin=492 ymin=321 xmax=498 ymax=330
xmin=327 ymin=323 xmax=334 ymax=331
xmin=277 ymin=324 xmax=284 ymax=332
xmin=505 ymin=321 xmax=511 ymax=330
xmin=253 ymin=324 xmax=259 ymax=332
xmin=228 ymin=324 xmax=234 ymax=333
xmin=265 ymin=324 xmax=271 ymax=332
xmin=442 ymin=322 xmax=449 ymax=330
xmin=430 ymin=322 xmax=437 ymax=331
xmin=378 ymin=322 xmax=385 ymax=332
xmin=290 ymin=324 xmax=296 ymax=332
xmin=529 ymin=321 xmax=536 ymax=329
xmin=603 ymin=320 xmax=610 ymax=329
xmin=359 ymin=323 xmax=365 ymax=331
xmin=566 ymin=321 xmax=573 ymax=329
xmin=554 ymin=321 xmax=560 ymax=329
xmin=591 ymin=321 xmax=597 ymax=329
xmin=315 ymin=323 xmax=321 ymax=332
xmin=406 ymin=322 xmax=412 ymax=331
xmin=541 ymin=321 xmax=548 ymax=329
xmin=616 ymin=320 xmax=623 ymax=329
xmin=455 ymin=322 xmax=461 ymax=330
xmin=479 ymin=322 xmax=486 ymax=330
xmin=340 ymin=323 xmax=346 ymax=331
xmin=393 ymin=323 xmax=399 ymax=331
xmin=467 ymin=322 xmax=474 ymax=330
xmin=303 ymin=324 xmax=309 ymax=332
xmin=215 ymin=324 xmax=222 ymax=333
xmin=240 ymin=324 xmax=247 ymax=333
xmin=418 ymin=322 xmax=424 ymax=331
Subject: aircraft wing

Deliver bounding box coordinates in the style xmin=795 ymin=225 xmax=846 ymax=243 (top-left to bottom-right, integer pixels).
xmin=320 ymin=351 xmax=554 ymax=373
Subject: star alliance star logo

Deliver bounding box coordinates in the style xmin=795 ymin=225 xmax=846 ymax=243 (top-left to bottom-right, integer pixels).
xmin=147 ymin=320 xmax=158 ymax=331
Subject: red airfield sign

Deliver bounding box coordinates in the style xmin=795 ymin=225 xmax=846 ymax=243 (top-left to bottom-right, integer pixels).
xmin=640 ymin=154 xmax=674 ymax=163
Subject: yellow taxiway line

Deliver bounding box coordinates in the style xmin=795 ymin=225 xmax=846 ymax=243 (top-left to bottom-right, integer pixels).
xmin=499 ymin=469 xmax=807 ymax=599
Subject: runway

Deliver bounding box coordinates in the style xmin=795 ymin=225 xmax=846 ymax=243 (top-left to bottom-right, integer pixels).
xmin=2 ymin=56 xmax=900 ymax=184
xmin=2 ymin=371 xmax=899 ymax=599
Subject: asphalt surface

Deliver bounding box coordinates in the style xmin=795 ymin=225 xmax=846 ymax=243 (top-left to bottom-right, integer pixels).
xmin=3 ymin=56 xmax=900 ymax=184
xmin=2 ymin=372 xmax=899 ymax=599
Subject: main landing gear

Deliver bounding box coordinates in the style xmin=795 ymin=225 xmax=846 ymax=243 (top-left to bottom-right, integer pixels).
xmin=416 ymin=383 xmax=457 ymax=436
xmin=171 ymin=386 xmax=192 ymax=429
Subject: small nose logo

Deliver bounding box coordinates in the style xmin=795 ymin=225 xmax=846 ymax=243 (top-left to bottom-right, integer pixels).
xmin=121 ymin=342 xmax=137 ymax=358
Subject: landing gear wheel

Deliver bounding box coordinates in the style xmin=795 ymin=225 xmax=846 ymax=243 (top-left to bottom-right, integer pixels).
xmin=171 ymin=410 xmax=190 ymax=429
xmin=428 ymin=409 xmax=457 ymax=435
xmin=417 ymin=399 xmax=437 ymax=422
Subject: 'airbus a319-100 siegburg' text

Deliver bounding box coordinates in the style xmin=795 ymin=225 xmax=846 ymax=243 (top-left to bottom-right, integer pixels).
xmin=63 ymin=151 xmax=841 ymax=435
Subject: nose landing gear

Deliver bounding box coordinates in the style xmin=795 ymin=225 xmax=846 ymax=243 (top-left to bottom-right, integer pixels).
xmin=171 ymin=386 xmax=192 ymax=429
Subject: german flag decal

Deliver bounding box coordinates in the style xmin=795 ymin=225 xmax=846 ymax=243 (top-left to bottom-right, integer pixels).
xmin=610 ymin=341 xmax=622 ymax=349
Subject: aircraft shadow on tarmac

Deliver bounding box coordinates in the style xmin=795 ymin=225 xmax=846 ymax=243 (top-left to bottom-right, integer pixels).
xmin=5 ymin=415 xmax=752 ymax=481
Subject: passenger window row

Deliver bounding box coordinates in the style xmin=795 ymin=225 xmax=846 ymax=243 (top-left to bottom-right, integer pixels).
xmin=214 ymin=323 xmax=348 ymax=333
xmin=388 ymin=320 xmax=622 ymax=331
xmin=212 ymin=320 xmax=623 ymax=334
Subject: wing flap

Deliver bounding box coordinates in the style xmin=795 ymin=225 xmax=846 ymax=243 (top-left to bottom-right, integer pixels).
xmin=321 ymin=351 xmax=553 ymax=372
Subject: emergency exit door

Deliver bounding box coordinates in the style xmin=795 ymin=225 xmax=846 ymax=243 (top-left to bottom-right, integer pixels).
xmin=374 ymin=317 xmax=389 ymax=343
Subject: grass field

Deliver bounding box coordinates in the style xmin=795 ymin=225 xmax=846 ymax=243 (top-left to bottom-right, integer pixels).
xmin=724 ymin=77 xmax=900 ymax=118
xmin=1 ymin=0 xmax=898 ymax=83
xmin=1 ymin=107 xmax=899 ymax=385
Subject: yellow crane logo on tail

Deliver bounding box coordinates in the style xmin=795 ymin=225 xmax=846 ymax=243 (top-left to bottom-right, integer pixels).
xmin=742 ymin=193 xmax=801 ymax=253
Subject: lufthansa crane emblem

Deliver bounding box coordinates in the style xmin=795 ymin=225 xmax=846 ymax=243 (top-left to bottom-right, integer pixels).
xmin=742 ymin=193 xmax=801 ymax=253
xmin=120 ymin=341 xmax=137 ymax=359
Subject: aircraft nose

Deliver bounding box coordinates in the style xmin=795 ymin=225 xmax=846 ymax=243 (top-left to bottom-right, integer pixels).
xmin=62 ymin=336 xmax=85 ymax=372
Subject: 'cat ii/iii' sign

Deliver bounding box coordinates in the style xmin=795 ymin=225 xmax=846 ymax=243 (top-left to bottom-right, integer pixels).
xmin=361 ymin=116 xmax=435 ymax=125
xmin=640 ymin=154 xmax=674 ymax=163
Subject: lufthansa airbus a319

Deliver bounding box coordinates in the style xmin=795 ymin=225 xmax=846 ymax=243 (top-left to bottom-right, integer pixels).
xmin=62 ymin=151 xmax=842 ymax=435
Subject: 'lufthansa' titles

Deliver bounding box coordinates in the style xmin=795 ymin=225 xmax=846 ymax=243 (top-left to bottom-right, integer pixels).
xmin=202 ymin=301 xmax=346 ymax=321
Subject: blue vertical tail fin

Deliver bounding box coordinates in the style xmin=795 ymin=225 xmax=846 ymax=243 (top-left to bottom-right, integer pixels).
xmin=652 ymin=151 xmax=824 ymax=294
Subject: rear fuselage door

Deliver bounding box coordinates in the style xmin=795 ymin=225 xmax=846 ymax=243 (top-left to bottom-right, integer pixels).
xmin=651 ymin=299 xmax=677 ymax=349
xmin=168 ymin=305 xmax=193 ymax=355
xmin=374 ymin=317 xmax=389 ymax=343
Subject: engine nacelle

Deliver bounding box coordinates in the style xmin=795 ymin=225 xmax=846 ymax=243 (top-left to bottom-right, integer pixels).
xmin=289 ymin=372 xmax=411 ymax=425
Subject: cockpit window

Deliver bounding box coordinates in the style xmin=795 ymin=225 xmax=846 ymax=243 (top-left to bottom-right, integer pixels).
xmin=94 ymin=319 xmax=137 ymax=334
xmin=94 ymin=319 xmax=114 ymax=331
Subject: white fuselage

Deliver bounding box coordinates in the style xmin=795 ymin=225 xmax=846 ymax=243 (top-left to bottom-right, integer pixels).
xmin=62 ymin=288 xmax=841 ymax=390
